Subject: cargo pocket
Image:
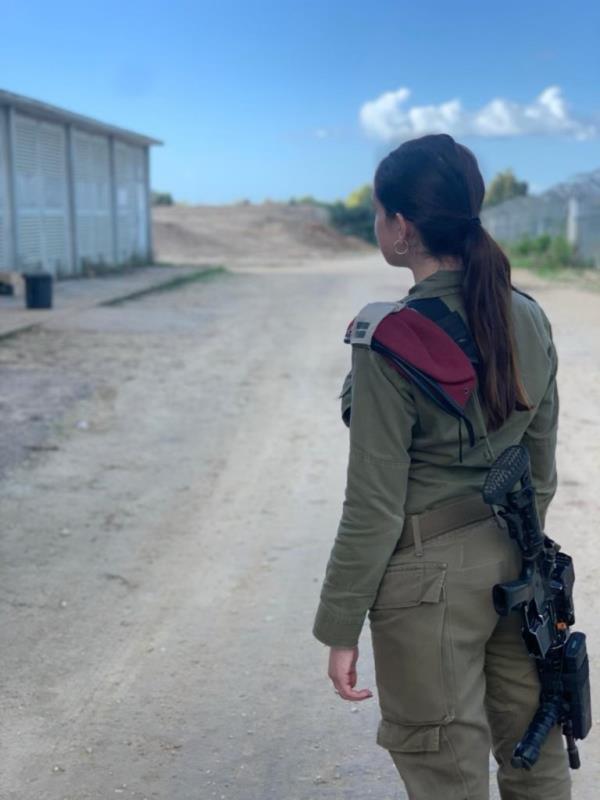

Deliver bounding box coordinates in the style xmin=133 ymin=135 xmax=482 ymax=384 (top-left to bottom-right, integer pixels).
xmin=368 ymin=561 xmax=455 ymax=730
xmin=376 ymin=718 xmax=440 ymax=753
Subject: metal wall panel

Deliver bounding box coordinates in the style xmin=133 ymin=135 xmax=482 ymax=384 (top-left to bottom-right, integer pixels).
xmin=73 ymin=129 xmax=113 ymax=266
xmin=115 ymin=141 xmax=147 ymax=262
xmin=13 ymin=114 xmax=42 ymax=267
xmin=133 ymin=146 xmax=148 ymax=254
xmin=40 ymin=122 xmax=70 ymax=271
xmin=0 ymin=112 xmax=7 ymax=268
xmin=13 ymin=113 xmax=70 ymax=274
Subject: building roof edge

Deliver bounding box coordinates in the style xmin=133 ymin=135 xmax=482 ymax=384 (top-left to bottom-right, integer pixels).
xmin=0 ymin=88 xmax=163 ymax=147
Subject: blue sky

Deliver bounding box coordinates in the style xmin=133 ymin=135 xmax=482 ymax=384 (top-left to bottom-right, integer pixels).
xmin=1 ymin=0 xmax=599 ymax=204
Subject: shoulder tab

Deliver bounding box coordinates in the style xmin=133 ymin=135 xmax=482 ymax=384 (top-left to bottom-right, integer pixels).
xmin=512 ymin=285 xmax=538 ymax=304
xmin=407 ymin=297 xmax=479 ymax=365
xmin=405 ymin=297 xmax=451 ymax=322
xmin=344 ymin=300 xmax=407 ymax=346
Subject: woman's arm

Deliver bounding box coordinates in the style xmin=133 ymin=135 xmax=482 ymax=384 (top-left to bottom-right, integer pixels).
xmin=312 ymin=344 xmax=417 ymax=648
xmin=521 ymin=318 xmax=559 ymax=530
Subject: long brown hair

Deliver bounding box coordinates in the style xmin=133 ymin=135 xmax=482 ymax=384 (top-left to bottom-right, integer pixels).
xmin=374 ymin=133 xmax=530 ymax=430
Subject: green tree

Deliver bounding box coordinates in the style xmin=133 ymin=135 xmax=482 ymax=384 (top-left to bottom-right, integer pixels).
xmin=346 ymin=184 xmax=373 ymax=208
xmin=151 ymin=191 xmax=174 ymax=206
xmin=483 ymin=169 xmax=528 ymax=208
xmin=328 ymin=201 xmax=376 ymax=244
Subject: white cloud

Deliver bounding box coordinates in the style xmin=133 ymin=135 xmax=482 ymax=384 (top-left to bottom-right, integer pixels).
xmin=359 ymin=86 xmax=597 ymax=142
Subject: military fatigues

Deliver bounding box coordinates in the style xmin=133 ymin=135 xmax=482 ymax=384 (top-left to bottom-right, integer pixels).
xmin=312 ymin=269 xmax=570 ymax=799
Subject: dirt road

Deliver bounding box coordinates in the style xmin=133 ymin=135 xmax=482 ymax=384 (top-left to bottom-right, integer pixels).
xmin=1 ymin=254 xmax=598 ymax=799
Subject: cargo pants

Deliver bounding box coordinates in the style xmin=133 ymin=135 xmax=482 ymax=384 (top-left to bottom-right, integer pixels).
xmin=367 ymin=513 xmax=572 ymax=800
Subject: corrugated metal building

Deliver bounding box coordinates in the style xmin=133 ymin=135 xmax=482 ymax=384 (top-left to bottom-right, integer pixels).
xmin=0 ymin=89 xmax=162 ymax=277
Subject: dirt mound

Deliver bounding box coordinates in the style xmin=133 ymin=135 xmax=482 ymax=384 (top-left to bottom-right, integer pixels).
xmin=152 ymin=202 xmax=374 ymax=265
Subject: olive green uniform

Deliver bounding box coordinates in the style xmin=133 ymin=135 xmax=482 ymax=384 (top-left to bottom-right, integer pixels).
xmin=312 ymin=270 xmax=570 ymax=799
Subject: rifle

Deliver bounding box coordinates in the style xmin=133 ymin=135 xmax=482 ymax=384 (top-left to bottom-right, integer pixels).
xmin=482 ymin=445 xmax=592 ymax=770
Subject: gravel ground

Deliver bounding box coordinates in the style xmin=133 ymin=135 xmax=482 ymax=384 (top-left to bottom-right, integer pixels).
xmin=0 ymin=253 xmax=598 ymax=799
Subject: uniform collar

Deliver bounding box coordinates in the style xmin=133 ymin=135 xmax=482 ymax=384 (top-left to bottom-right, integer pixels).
xmin=406 ymin=268 xmax=465 ymax=300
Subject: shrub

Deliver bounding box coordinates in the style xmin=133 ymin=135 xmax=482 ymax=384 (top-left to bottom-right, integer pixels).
xmin=506 ymin=234 xmax=589 ymax=272
xmin=327 ymin=201 xmax=376 ymax=244
xmin=151 ymin=191 xmax=174 ymax=206
xmin=288 ymin=195 xmax=330 ymax=208
xmin=287 ymin=186 xmax=376 ymax=244
xmin=548 ymin=235 xmax=573 ymax=265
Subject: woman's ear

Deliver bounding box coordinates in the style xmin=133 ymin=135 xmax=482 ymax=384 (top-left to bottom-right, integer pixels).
xmin=394 ymin=212 xmax=409 ymax=240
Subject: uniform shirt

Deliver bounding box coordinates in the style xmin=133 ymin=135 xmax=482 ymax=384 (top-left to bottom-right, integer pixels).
xmin=312 ymin=268 xmax=559 ymax=648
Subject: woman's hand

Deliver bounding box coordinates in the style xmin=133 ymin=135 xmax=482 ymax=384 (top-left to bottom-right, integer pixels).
xmin=328 ymin=645 xmax=373 ymax=701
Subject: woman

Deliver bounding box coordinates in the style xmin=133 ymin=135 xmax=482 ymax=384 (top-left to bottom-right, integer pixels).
xmin=312 ymin=133 xmax=570 ymax=800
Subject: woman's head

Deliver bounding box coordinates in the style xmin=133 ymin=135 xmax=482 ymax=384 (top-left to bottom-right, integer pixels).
xmin=373 ymin=133 xmax=484 ymax=267
xmin=373 ymin=133 xmax=530 ymax=431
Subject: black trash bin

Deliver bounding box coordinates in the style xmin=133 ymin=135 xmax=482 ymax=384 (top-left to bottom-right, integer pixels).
xmin=24 ymin=272 xmax=53 ymax=309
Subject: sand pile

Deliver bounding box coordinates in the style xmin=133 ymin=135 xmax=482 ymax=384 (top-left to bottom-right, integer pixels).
xmin=152 ymin=201 xmax=374 ymax=265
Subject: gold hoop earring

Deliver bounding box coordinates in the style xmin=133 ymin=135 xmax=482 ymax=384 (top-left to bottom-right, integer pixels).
xmin=393 ymin=239 xmax=409 ymax=255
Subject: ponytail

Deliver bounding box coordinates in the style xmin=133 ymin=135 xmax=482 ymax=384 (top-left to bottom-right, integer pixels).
xmin=374 ymin=133 xmax=532 ymax=431
xmin=462 ymin=224 xmax=531 ymax=430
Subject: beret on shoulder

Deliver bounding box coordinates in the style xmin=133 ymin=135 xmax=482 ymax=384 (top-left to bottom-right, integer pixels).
xmin=344 ymin=300 xmax=477 ymax=412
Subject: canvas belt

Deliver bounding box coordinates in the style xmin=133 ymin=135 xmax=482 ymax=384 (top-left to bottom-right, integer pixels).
xmin=394 ymin=493 xmax=497 ymax=552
